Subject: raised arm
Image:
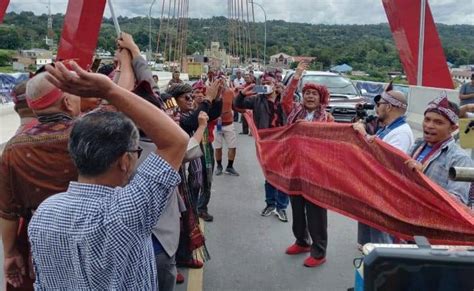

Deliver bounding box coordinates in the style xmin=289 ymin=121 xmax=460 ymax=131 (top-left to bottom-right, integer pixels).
xmin=459 ymin=104 xmax=474 ymax=118
xmin=234 ymin=84 xmax=257 ymax=110
xmin=46 ymin=61 xmax=188 ymax=170
xmin=180 ymin=80 xmax=223 ymax=133
xmin=282 ymin=62 xmax=308 ymax=115
xmin=118 ymin=32 xmax=161 ymax=95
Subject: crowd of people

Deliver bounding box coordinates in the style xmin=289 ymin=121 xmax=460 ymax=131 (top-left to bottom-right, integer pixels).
xmin=0 ymin=31 xmax=473 ymax=290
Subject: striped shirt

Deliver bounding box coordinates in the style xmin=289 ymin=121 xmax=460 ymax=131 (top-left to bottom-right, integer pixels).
xmin=28 ymin=153 xmax=180 ymax=290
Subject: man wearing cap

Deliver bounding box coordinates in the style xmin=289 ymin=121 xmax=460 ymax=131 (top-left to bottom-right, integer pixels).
xmin=0 ymin=70 xmax=81 ymax=290
xmin=406 ymin=94 xmax=473 ymax=205
xmin=459 ymin=73 xmax=474 ymax=106
xmin=166 ymin=82 xmax=221 ymax=272
xmin=191 ymin=81 xmax=218 ymax=221
xmin=234 ymin=72 xmax=289 ymax=222
xmin=353 ymin=83 xmax=415 ymax=244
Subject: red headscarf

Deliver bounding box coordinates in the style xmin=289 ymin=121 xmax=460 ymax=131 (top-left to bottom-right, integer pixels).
xmin=192 ymin=80 xmax=206 ymax=94
xmin=302 ymin=83 xmax=330 ymax=106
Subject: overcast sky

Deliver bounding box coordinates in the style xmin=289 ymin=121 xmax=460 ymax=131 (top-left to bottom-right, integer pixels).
xmin=6 ymin=0 xmax=474 ymax=25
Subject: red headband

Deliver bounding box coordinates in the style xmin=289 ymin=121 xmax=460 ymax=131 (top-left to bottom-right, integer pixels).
xmin=27 ymin=88 xmax=63 ymax=110
xmin=302 ymin=83 xmax=330 ymax=106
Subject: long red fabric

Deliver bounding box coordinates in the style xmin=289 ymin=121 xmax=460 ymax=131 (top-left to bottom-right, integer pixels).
xmin=0 ymin=0 xmax=9 ymax=23
xmin=56 ymin=0 xmax=106 ymax=69
xmin=245 ymin=113 xmax=474 ymax=245
xmin=382 ymin=0 xmax=453 ymax=89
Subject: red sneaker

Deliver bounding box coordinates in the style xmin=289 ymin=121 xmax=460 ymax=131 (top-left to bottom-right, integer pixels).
xmin=176 ymin=272 xmax=185 ymax=284
xmin=303 ymin=256 xmax=326 ymax=268
xmin=285 ymin=243 xmax=311 ymax=255
xmin=178 ymin=259 xmax=204 ymax=269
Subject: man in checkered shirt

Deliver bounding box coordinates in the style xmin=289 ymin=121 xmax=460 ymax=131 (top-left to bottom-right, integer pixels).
xmin=28 ymin=61 xmax=189 ymax=290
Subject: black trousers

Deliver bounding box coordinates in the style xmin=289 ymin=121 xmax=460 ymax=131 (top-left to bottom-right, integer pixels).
xmin=241 ymin=115 xmax=249 ymax=134
xmin=290 ymin=195 xmax=327 ymax=259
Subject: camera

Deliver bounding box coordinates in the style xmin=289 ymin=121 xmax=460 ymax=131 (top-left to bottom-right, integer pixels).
xmin=355 ymin=103 xmax=375 ymax=111
xmin=253 ymin=85 xmax=273 ymax=94
xmin=352 ymin=102 xmax=375 ymax=123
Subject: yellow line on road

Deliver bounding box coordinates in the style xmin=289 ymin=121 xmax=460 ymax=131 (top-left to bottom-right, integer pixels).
xmin=187 ymin=218 xmax=205 ymax=291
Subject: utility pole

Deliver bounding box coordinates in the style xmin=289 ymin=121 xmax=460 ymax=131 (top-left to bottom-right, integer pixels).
xmin=249 ymin=1 xmax=266 ymax=67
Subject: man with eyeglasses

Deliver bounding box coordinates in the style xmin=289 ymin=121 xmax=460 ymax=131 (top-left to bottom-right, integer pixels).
xmin=353 ymin=83 xmax=414 ymax=245
xmin=27 ymin=62 xmax=188 ymax=290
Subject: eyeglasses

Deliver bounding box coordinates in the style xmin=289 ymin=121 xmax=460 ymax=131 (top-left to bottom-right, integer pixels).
xmin=180 ymin=94 xmax=193 ymax=101
xmin=127 ymin=146 xmax=143 ymax=159
xmin=376 ymin=101 xmax=389 ymax=107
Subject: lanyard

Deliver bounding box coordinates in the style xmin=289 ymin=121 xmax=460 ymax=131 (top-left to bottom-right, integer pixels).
xmin=376 ymin=116 xmax=406 ymax=139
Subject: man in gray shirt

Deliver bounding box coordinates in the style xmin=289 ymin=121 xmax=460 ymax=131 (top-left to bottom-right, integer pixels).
xmin=459 ymin=73 xmax=474 ymax=106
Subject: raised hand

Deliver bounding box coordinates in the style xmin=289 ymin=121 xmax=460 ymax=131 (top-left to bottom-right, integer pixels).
xmin=117 ymin=32 xmax=140 ymax=54
xmin=240 ymin=84 xmax=256 ymax=97
xmin=45 ymin=61 xmax=114 ymax=98
xmin=198 ymin=111 xmax=209 ymax=127
xmin=294 ymin=61 xmax=309 ymax=80
xmin=205 ymin=79 xmax=223 ymax=102
xmin=352 ymin=121 xmax=368 ymax=136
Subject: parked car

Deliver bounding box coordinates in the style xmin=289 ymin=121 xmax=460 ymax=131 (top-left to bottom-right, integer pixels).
xmin=283 ymin=70 xmax=372 ymax=122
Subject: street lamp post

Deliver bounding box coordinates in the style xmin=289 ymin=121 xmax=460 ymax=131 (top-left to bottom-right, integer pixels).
xmin=148 ymin=0 xmax=157 ymax=61
xmin=250 ymin=1 xmax=266 ymax=67
xmin=416 ymin=0 xmax=426 ymax=86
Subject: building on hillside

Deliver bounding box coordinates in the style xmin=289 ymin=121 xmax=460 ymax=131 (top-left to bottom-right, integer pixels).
xmin=204 ymin=42 xmax=231 ymax=70
xmin=451 ymin=69 xmax=472 ymax=84
xmin=388 ymin=71 xmax=405 ymax=79
xmin=12 ymin=49 xmax=53 ymax=71
xmin=331 ymin=63 xmax=353 ymax=74
xmin=351 ymin=70 xmax=369 ymax=77
xmin=269 ymin=53 xmax=294 ymax=68
xmin=293 ymin=56 xmax=316 ymax=64
xmin=269 ymin=53 xmax=316 ymax=69
xmin=458 ymin=64 xmax=474 ymax=71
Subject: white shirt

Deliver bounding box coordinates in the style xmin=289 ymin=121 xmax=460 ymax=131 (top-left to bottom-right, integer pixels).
xmin=233 ymin=77 xmax=245 ymax=88
xmin=305 ymin=111 xmax=315 ymax=121
xmin=382 ymin=123 xmax=414 ymax=154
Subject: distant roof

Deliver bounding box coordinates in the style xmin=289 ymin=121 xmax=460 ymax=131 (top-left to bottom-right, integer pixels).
xmin=21 ymin=48 xmax=50 ymax=53
xmin=293 ymin=56 xmax=316 ymax=63
xmin=331 ymin=63 xmax=352 ymax=73
xmin=270 ymin=53 xmax=292 ymax=59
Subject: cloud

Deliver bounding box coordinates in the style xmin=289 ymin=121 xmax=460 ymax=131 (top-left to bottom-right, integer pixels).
xmin=6 ymin=0 xmax=474 ymax=25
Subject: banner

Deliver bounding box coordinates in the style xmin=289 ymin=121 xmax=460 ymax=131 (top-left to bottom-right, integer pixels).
xmin=246 ymin=113 xmax=474 ymax=245
xmin=382 ymin=0 xmax=453 ymax=89
xmin=56 ymin=0 xmax=106 ymax=69
xmin=0 ymin=0 xmax=9 ymax=23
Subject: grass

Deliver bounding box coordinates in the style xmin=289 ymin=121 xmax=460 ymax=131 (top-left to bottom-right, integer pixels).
xmin=0 ymin=66 xmax=15 ymax=73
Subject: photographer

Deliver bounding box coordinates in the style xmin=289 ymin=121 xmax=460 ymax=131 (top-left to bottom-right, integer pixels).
xmin=353 ymin=84 xmax=414 ymax=245
xmin=234 ymin=72 xmax=289 ymax=222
